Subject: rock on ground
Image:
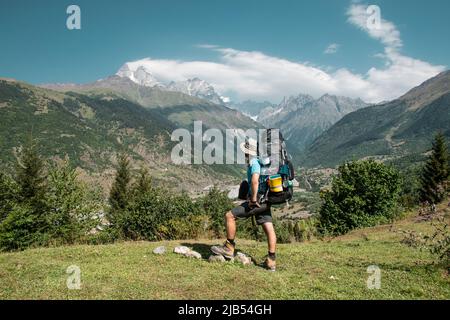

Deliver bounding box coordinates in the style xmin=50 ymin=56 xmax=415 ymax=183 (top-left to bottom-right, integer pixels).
xmin=184 ymin=250 xmax=202 ymax=259
xmin=153 ymin=246 xmax=166 ymax=255
xmin=173 ymin=246 xmax=202 ymax=259
xmin=208 ymin=255 xmax=226 ymax=263
xmin=173 ymin=246 xmax=191 ymax=255
xmin=235 ymin=252 xmax=253 ymax=265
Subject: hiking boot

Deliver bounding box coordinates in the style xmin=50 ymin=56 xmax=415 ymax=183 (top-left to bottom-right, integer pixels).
xmin=211 ymin=240 xmax=235 ymax=259
xmin=263 ymin=255 xmax=276 ymax=272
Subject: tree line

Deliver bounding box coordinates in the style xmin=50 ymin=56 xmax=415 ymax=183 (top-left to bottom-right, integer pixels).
xmin=0 ymin=132 xmax=449 ymax=251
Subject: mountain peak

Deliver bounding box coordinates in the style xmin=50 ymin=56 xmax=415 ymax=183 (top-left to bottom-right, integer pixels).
xmin=400 ymin=70 xmax=450 ymax=110
xmin=116 ymin=63 xmax=224 ymax=105
xmin=166 ymin=78 xmax=224 ymax=105
xmin=116 ymin=64 xmax=161 ymax=87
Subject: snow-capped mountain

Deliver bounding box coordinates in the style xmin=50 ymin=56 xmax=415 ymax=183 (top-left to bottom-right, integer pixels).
xmin=116 ymin=63 xmax=224 ymax=105
xmin=166 ymin=78 xmax=224 ymax=105
xmin=258 ymin=93 xmax=369 ymax=152
xmin=117 ymin=64 xmax=162 ymax=87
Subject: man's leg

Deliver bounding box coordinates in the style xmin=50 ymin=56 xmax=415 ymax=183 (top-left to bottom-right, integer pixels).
xmin=261 ymin=221 xmax=277 ymax=271
xmin=210 ymin=210 xmax=238 ymax=259
xmin=225 ymin=210 xmax=236 ymax=240
xmin=262 ymin=222 xmax=276 ymax=254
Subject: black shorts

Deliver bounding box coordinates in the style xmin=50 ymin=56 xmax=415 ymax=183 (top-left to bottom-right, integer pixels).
xmin=231 ymin=202 xmax=272 ymax=225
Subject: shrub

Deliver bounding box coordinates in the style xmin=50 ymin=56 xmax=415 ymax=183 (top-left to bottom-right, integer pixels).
xmin=118 ymin=186 xmax=204 ymax=241
xmin=273 ymin=218 xmax=317 ymax=243
xmin=273 ymin=219 xmax=295 ymax=244
xmin=318 ymin=160 xmax=401 ymax=236
xmin=157 ymin=215 xmax=211 ymax=240
xmin=200 ymin=187 xmax=234 ymax=237
xmin=0 ymin=139 xmax=102 ymax=250
xmin=399 ymin=216 xmax=450 ymax=270
xmin=45 ymin=161 xmax=101 ymax=244
xmin=0 ymin=203 xmax=47 ymax=251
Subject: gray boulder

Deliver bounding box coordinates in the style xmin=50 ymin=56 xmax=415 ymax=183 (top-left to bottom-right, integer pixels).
xmin=235 ymin=252 xmax=253 ymax=265
xmin=153 ymin=246 xmax=166 ymax=255
xmin=173 ymin=246 xmax=191 ymax=255
xmin=209 ymin=255 xmax=226 ymax=263
xmin=184 ymin=250 xmax=202 ymax=259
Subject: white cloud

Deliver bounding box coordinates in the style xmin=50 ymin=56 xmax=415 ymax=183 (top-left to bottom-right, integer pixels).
xmin=324 ymin=43 xmax=340 ymax=54
xmin=119 ymin=4 xmax=445 ymax=104
xmin=347 ymin=4 xmax=402 ymax=49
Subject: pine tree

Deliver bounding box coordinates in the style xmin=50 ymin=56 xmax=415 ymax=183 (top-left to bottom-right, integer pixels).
xmin=15 ymin=138 xmax=46 ymax=203
xmin=419 ymin=132 xmax=450 ymax=204
xmin=0 ymin=172 xmax=18 ymax=222
xmin=134 ymin=166 xmax=152 ymax=196
xmin=109 ymin=152 xmax=131 ymax=224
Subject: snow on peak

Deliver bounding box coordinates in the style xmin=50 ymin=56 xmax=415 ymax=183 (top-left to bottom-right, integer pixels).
xmin=116 ymin=63 xmax=224 ymax=105
xmin=116 ymin=64 xmax=161 ymax=87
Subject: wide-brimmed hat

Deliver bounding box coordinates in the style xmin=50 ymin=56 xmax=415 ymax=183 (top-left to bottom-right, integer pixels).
xmin=239 ymin=138 xmax=258 ymax=156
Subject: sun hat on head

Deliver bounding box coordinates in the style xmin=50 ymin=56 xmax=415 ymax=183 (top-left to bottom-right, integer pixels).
xmin=239 ymin=137 xmax=258 ymax=156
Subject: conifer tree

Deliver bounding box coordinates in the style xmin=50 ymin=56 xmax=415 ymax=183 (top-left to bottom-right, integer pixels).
xmin=109 ymin=152 xmax=131 ymax=224
xmin=419 ymin=132 xmax=450 ymax=204
xmin=15 ymin=138 xmax=46 ymax=203
xmin=135 ymin=166 xmax=152 ymax=196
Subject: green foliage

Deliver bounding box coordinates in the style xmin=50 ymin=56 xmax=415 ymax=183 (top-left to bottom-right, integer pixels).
xmin=157 ymin=215 xmax=210 ymax=240
xmin=15 ymin=139 xmax=47 ymax=204
xmin=318 ymin=160 xmax=401 ymax=236
xmin=111 ymin=179 xmax=237 ymax=241
xmin=118 ymin=187 xmax=203 ymax=241
xmin=397 ymin=165 xmax=422 ymax=208
xmin=199 ymin=187 xmax=234 ymax=237
xmin=108 ymin=152 xmax=131 ymax=226
xmin=0 ymin=172 xmax=18 ymax=222
xmin=301 ymin=84 xmax=450 ymax=168
xmin=45 ymin=161 xmax=100 ymax=243
xmin=0 ymin=140 xmax=50 ymax=250
xmin=419 ymin=132 xmax=450 ymax=204
xmin=0 ymin=203 xmax=47 ymax=250
xmin=0 ymin=142 xmax=101 ymax=251
xmin=134 ymin=167 xmax=152 ymax=196
xmin=400 ymin=216 xmax=450 ymax=270
xmin=274 ymin=218 xmax=317 ymax=243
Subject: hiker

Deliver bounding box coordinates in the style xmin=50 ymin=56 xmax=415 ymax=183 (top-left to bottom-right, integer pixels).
xmin=211 ymin=138 xmax=277 ymax=271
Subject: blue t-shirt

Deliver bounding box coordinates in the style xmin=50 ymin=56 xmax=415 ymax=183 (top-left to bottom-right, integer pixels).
xmin=247 ymin=157 xmax=263 ymax=196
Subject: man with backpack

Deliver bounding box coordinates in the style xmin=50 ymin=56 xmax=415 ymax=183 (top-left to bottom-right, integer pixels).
xmin=211 ymin=137 xmax=277 ymax=271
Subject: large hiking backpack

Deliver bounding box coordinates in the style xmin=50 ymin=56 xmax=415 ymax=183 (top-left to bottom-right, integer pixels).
xmin=258 ymin=129 xmax=295 ymax=205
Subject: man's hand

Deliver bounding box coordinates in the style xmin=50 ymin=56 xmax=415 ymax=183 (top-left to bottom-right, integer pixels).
xmin=249 ymin=200 xmax=261 ymax=209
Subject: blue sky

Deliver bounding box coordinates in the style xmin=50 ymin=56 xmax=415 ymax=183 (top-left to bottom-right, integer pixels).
xmin=0 ymin=0 xmax=449 ymax=103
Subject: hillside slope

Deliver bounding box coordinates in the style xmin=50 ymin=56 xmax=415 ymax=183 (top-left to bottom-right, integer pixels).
xmin=0 ymin=212 xmax=448 ymax=299
xmin=258 ymin=94 xmax=369 ymax=153
xmin=0 ymin=79 xmax=244 ymax=192
xmin=302 ymin=71 xmax=450 ymax=167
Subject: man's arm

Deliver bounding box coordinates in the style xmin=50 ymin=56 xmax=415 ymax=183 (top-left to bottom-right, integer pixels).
xmin=250 ymin=173 xmax=260 ymax=203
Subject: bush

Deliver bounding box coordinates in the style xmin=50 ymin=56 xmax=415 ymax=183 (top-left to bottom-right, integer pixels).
xmin=112 ymin=183 xmax=238 ymax=241
xmin=318 ymin=160 xmax=401 ymax=236
xmin=45 ymin=161 xmax=101 ymax=244
xmin=200 ymin=187 xmax=234 ymax=237
xmin=273 ymin=218 xmax=317 ymax=243
xmin=117 ymin=186 xmax=205 ymax=241
xmin=0 ymin=203 xmax=48 ymax=251
xmin=157 ymin=215 xmax=211 ymax=240
xmin=399 ymin=216 xmax=450 ymax=270
xmin=0 ymin=146 xmax=101 ymax=251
